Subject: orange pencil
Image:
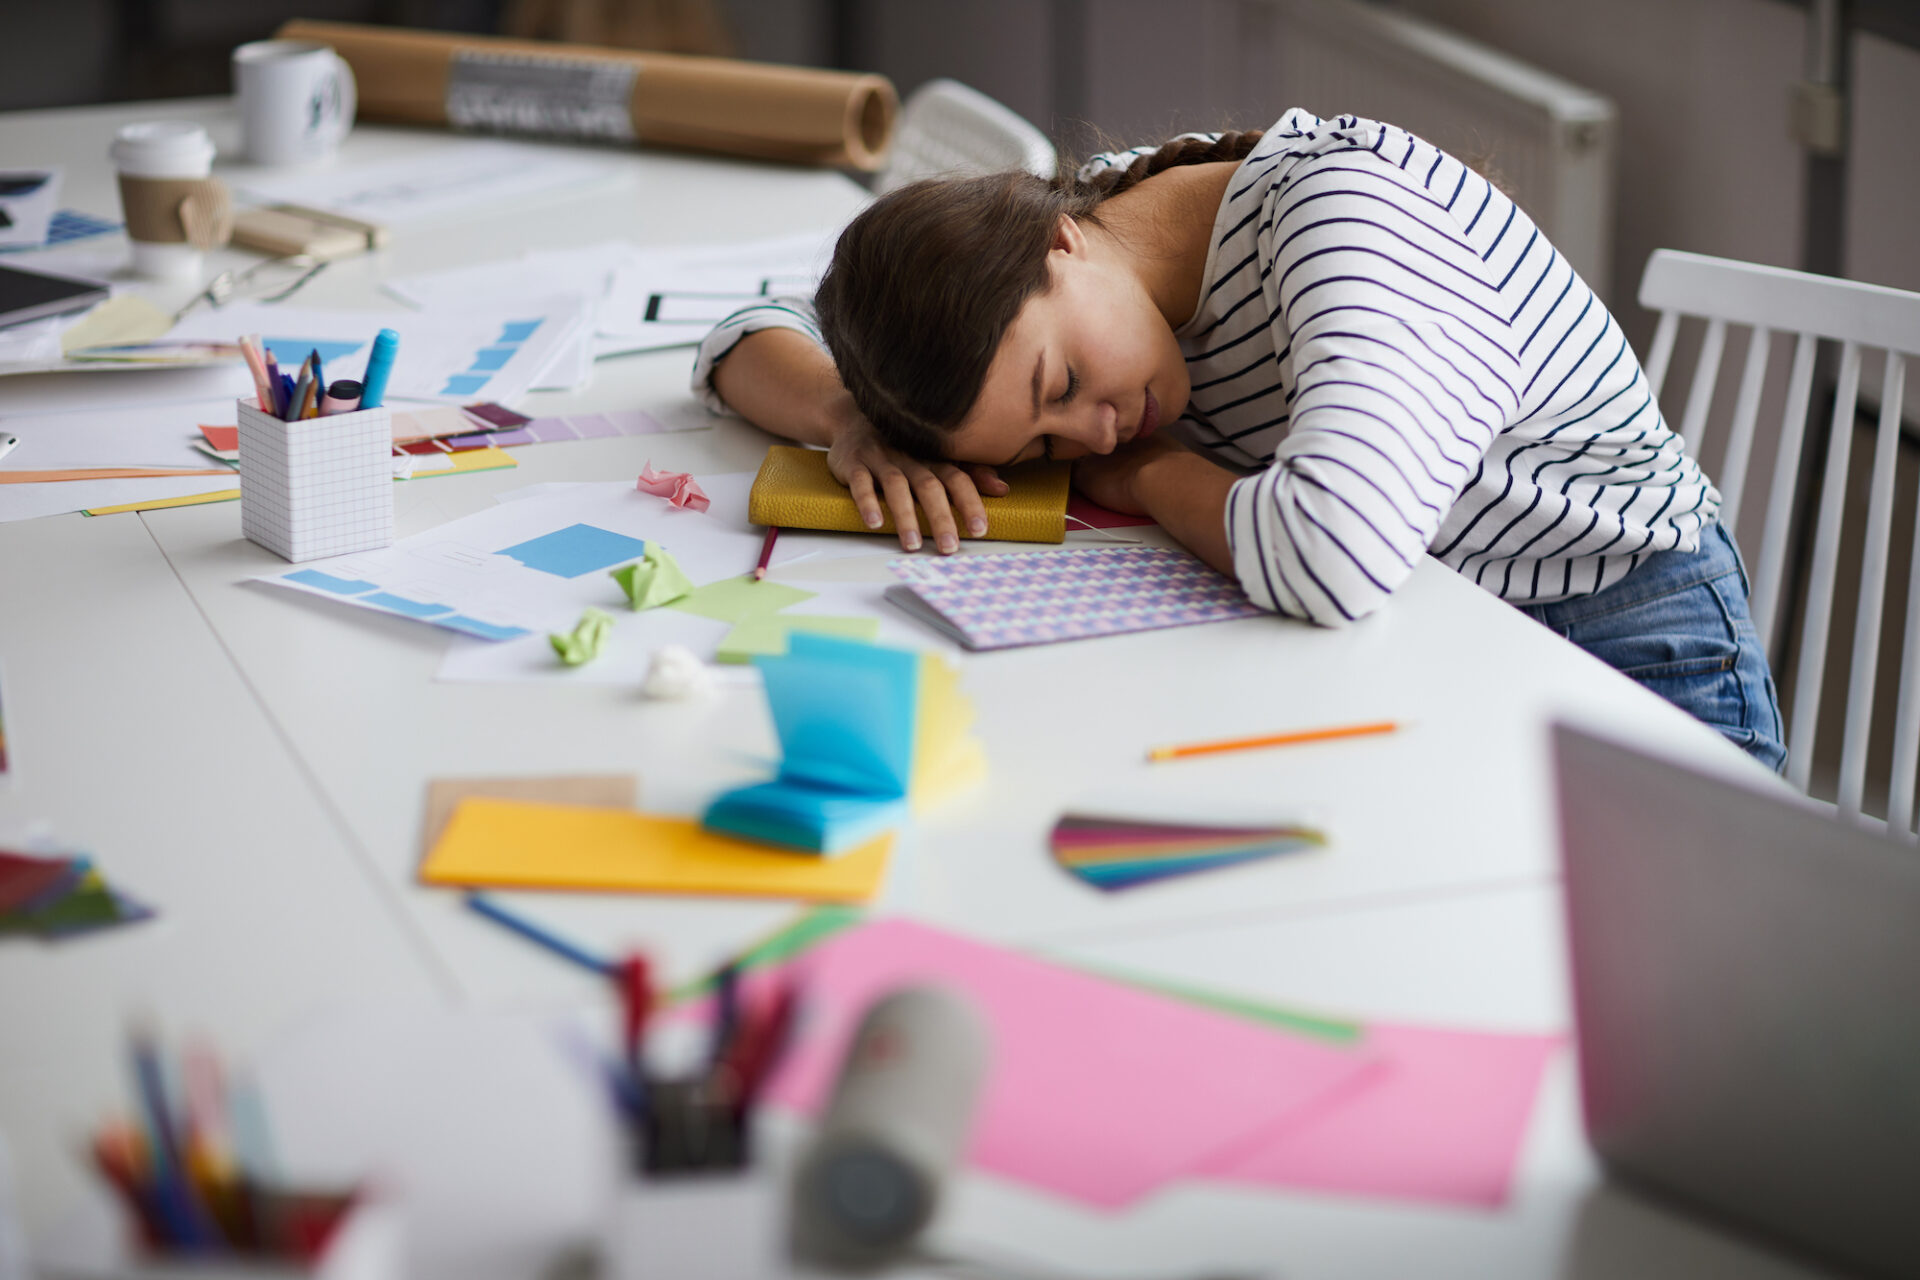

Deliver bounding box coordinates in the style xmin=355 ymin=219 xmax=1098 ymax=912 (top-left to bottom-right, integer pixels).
xmin=1147 ymin=719 xmax=1400 ymax=762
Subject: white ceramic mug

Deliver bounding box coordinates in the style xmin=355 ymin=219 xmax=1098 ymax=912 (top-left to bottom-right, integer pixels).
xmin=110 ymin=120 xmax=219 ymax=279
xmin=233 ymin=40 xmax=356 ymax=168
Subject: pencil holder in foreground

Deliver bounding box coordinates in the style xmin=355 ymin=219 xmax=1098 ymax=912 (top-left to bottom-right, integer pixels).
xmin=237 ymin=396 xmax=392 ymax=562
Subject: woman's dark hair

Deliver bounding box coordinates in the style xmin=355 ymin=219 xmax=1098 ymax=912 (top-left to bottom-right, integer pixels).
xmin=815 ymin=130 xmax=1265 ymax=460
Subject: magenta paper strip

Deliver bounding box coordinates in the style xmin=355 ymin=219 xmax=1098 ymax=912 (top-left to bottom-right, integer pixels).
xmin=759 ymin=919 xmax=1378 ymax=1209
xmin=1195 ymin=1024 xmax=1561 ymax=1208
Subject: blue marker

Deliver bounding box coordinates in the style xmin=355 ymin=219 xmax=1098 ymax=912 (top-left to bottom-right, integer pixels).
xmin=359 ymin=328 xmax=399 ymax=409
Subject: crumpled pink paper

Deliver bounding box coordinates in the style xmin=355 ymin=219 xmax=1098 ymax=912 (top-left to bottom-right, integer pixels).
xmin=635 ymin=461 xmax=710 ymax=511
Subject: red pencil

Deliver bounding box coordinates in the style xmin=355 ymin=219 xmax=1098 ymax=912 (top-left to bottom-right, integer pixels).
xmin=753 ymin=526 xmax=780 ymax=581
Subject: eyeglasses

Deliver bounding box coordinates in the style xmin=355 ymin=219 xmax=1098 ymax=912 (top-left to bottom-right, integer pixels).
xmin=173 ymin=255 xmax=329 ymax=322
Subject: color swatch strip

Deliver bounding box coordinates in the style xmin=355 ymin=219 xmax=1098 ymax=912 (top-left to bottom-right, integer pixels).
xmin=1049 ymin=812 xmax=1325 ymax=891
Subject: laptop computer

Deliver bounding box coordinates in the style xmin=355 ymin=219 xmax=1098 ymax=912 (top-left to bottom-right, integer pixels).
xmin=1554 ymin=723 xmax=1920 ymax=1280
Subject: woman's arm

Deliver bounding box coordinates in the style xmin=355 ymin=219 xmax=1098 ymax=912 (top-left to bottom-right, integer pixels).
xmin=709 ymin=327 xmax=852 ymax=449
xmin=1073 ymin=438 xmax=1235 ymax=573
xmin=706 ymin=325 xmax=1009 ymax=553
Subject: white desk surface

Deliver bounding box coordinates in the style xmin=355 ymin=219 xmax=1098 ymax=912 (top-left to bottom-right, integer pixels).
xmin=0 ymin=97 xmax=1824 ymax=1279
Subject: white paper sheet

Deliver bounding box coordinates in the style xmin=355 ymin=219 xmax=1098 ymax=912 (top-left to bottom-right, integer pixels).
xmin=232 ymin=140 xmax=617 ymax=226
xmin=255 ymin=475 xmax=766 ymax=642
xmin=0 ymin=362 xmax=253 ymax=416
xmin=0 ymin=473 xmax=237 ymax=522
xmin=170 ymin=298 xmax=592 ymax=407
xmin=0 ymin=398 xmax=231 ymax=474
xmin=596 ymin=230 xmax=839 ymax=353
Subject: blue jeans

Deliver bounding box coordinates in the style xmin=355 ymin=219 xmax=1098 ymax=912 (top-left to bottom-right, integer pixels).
xmin=1519 ymin=523 xmax=1787 ymax=772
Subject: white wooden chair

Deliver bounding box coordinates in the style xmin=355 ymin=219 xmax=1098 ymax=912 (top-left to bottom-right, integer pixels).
xmin=874 ymin=78 xmax=1058 ymax=195
xmin=1639 ymin=249 xmax=1920 ymax=824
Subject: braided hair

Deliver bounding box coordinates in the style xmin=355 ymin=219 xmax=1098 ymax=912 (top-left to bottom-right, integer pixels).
xmin=815 ymin=129 xmax=1266 ymax=460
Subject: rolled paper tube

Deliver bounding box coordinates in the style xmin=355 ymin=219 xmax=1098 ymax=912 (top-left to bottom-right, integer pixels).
xmin=275 ymin=19 xmax=898 ymax=171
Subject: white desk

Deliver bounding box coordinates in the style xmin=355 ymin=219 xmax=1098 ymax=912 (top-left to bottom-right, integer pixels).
xmin=0 ymin=97 xmax=1824 ymax=1280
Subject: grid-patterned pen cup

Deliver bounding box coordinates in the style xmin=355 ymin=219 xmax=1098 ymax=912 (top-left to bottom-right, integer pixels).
xmin=237 ymin=397 xmax=393 ymax=562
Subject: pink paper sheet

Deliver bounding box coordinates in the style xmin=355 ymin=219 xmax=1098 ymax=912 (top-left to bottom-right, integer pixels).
xmin=635 ymin=460 xmax=710 ymax=511
xmin=761 ymin=919 xmax=1378 ymax=1208
xmin=1196 ymin=1024 xmax=1561 ymax=1208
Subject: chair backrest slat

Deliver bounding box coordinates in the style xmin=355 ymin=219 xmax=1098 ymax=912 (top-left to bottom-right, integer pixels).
xmin=1887 ymin=468 xmax=1920 ymax=838
xmin=1749 ymin=332 xmax=1819 ymax=647
xmin=1643 ymin=311 xmax=1678 ymax=403
xmin=1716 ymin=325 xmax=1772 ymax=535
xmin=1837 ymin=353 xmax=1908 ymax=818
xmin=1786 ymin=340 xmax=1864 ymax=792
xmin=1677 ymin=318 xmax=1726 ymax=453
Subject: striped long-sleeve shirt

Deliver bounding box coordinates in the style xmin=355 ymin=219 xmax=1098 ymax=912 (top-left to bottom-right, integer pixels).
xmin=692 ymin=108 xmax=1717 ymax=626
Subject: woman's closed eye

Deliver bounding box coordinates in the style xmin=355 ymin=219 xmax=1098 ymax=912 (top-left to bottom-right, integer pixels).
xmin=1058 ymin=367 xmax=1079 ymax=405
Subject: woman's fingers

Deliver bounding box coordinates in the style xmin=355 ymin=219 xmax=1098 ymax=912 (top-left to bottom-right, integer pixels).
xmin=912 ymin=468 xmax=963 ymax=553
xmin=936 ymin=465 xmax=989 ymax=539
xmin=877 ymin=466 xmax=923 ymax=551
xmin=844 ymin=466 xmax=886 ymax=530
xmin=968 ymin=464 xmax=1009 ymax=497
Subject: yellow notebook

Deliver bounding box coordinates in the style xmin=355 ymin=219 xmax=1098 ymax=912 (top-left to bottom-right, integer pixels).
xmin=420 ymin=796 xmax=892 ymax=902
xmin=748 ymin=445 xmax=1070 ymax=543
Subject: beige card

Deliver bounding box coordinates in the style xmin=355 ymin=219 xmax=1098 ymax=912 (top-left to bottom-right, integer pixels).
xmin=421 ymin=774 xmax=638 ymax=855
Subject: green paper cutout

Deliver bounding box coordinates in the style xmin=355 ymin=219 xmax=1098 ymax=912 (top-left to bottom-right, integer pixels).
xmin=715 ymin=614 xmax=880 ymax=664
xmin=664 ymin=905 xmax=866 ymax=1004
xmin=610 ymin=545 xmax=695 ymax=610
xmin=669 ymin=574 xmax=815 ymax=623
xmin=549 ymin=607 xmax=615 ymax=667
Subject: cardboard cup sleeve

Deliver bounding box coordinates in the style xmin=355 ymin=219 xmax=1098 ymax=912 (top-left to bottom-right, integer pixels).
xmin=118 ymin=175 xmax=233 ymax=248
xmin=276 ymin=19 xmax=897 ymax=171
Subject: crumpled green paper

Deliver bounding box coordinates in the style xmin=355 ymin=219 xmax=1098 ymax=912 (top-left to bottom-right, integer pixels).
xmin=610 ymin=544 xmax=694 ymax=610
xmin=549 ymin=607 xmax=615 ymax=667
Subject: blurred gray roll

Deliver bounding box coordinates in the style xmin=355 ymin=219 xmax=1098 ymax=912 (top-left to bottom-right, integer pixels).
xmin=789 ymin=985 xmax=991 ymax=1273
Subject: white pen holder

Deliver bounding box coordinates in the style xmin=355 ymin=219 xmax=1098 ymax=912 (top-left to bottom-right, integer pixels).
xmin=603 ymin=1173 xmax=783 ymax=1280
xmin=35 ymin=1194 xmax=404 ymax=1280
xmin=237 ymin=396 xmax=393 ymax=563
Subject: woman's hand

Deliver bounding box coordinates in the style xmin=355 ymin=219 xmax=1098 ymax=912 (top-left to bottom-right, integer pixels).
xmin=827 ymin=414 xmax=1008 ymax=553
xmin=1070 ymin=435 xmax=1183 ymax=515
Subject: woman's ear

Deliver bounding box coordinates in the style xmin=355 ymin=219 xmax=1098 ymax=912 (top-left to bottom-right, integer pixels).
xmin=1052 ymin=213 xmax=1088 ymax=256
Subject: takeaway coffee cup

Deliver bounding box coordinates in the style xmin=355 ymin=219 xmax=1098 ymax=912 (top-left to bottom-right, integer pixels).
xmin=111 ymin=121 xmax=226 ymax=280
xmin=233 ymin=39 xmax=356 ymax=167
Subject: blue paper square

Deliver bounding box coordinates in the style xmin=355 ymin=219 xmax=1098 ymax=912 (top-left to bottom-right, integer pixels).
xmin=262 ymin=338 xmax=364 ymax=367
xmin=496 ymin=319 xmax=542 ymax=344
xmin=498 ymin=524 xmax=647 ymax=578
xmin=285 ymin=569 xmax=377 ymax=594
xmin=364 ymin=592 xmax=452 ymax=618
xmin=440 ymin=373 xmax=490 ymax=397
xmin=468 ymin=346 xmax=514 ymax=372
xmin=442 ymin=615 xmax=532 ymax=641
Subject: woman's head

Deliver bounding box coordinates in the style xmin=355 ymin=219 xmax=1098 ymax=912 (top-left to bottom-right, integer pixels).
xmin=815 ymin=130 xmax=1264 ymax=467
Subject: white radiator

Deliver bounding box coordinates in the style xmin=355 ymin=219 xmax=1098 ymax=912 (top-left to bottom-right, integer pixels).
xmin=1250 ymin=0 xmax=1618 ymax=295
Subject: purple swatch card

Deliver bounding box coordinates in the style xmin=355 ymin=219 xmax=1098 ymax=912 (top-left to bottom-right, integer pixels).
xmin=886 ymin=546 xmax=1264 ymax=650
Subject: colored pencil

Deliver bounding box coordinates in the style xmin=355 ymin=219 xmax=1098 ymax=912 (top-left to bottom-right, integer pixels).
xmin=463 ymin=891 xmax=612 ymax=977
xmin=753 ymin=526 xmax=780 ymax=581
xmin=1147 ymin=719 xmax=1400 ymax=762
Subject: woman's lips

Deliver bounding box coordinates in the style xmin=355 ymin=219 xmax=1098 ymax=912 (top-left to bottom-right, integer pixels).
xmin=1137 ymin=389 xmax=1160 ymax=441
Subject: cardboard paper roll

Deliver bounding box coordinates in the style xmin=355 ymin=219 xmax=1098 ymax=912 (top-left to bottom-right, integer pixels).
xmin=275 ymin=20 xmax=896 ymax=171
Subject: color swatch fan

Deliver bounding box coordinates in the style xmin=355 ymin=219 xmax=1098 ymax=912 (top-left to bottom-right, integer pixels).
xmin=1049 ymin=813 xmax=1325 ymax=891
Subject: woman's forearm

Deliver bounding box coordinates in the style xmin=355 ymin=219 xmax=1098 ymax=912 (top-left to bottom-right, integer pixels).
xmin=1134 ymin=450 xmax=1238 ymax=575
xmin=709 ymin=328 xmax=857 ymax=448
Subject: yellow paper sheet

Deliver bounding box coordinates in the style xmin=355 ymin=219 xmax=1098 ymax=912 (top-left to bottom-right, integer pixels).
xmin=910 ymin=651 xmax=988 ymax=813
xmin=420 ymin=797 xmax=892 ymax=902
xmin=83 ymin=447 xmax=518 ymax=515
xmin=0 ymin=467 xmax=232 ymax=484
xmin=59 ymin=295 xmax=173 ymax=354
xmin=85 ymin=488 xmax=241 ymax=516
